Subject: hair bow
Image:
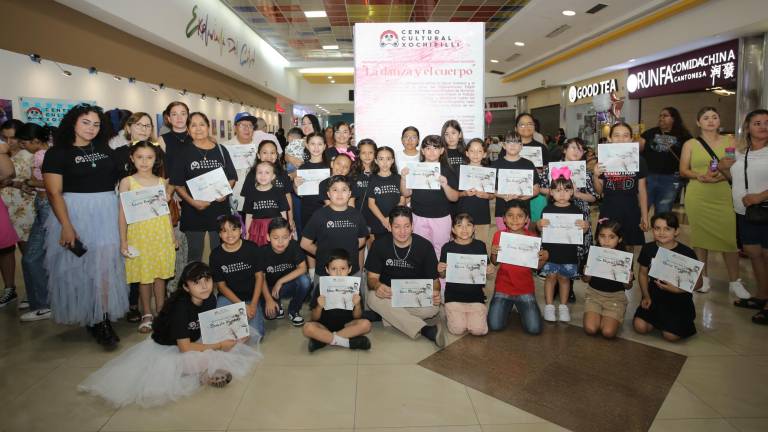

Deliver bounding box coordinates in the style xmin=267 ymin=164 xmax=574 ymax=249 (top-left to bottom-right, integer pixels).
xmin=550 ymin=166 xmax=572 ymax=180
xmin=597 ymin=217 xmax=610 ymax=224
xmin=337 ymin=148 xmax=356 ymax=161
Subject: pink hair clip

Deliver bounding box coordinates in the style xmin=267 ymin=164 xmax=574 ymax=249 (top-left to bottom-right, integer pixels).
xmin=551 ymin=166 xmax=572 ymax=180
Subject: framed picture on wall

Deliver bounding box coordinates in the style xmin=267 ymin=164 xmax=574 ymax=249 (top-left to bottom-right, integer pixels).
xmin=155 ymin=113 xmax=165 ymax=136
xmin=0 ymin=99 xmax=12 ymax=125
xmin=227 ymin=120 xmax=232 ymax=140
xmin=211 ymin=119 xmax=217 ymax=138
xmin=220 ymin=120 xmax=225 ymax=139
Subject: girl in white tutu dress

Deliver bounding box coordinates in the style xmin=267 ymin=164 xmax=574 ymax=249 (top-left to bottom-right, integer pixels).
xmin=79 ymin=262 xmax=261 ymax=408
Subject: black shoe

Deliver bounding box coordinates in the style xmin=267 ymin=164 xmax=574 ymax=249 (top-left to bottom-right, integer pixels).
xmin=349 ymin=336 xmax=371 ymax=350
xmin=125 ymin=307 xmax=141 ymax=323
xmin=308 ymin=339 xmax=327 ymax=353
xmin=104 ymin=318 xmax=120 ymax=342
xmin=568 ymin=290 xmax=576 ymax=304
xmin=361 ymin=310 xmax=382 ymax=322
xmin=420 ymin=325 xmax=437 ymax=342
xmin=94 ymin=321 xmax=118 ymax=350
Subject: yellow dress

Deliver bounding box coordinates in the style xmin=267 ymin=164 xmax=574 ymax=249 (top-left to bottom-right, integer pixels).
xmin=683 ymin=136 xmax=737 ymax=252
xmin=125 ymin=176 xmax=176 ymax=283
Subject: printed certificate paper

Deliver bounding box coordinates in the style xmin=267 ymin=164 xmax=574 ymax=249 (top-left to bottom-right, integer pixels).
xmin=584 ymin=246 xmax=634 ymax=283
xmin=319 ymin=276 xmax=360 ymax=311
xmin=598 ymin=142 xmax=640 ymax=172
xmin=406 ymin=162 xmax=441 ymax=190
xmin=186 ymin=167 xmax=233 ymax=202
xmin=497 ymin=169 xmax=534 ymax=196
xmin=520 ymin=146 xmax=544 ymax=167
xmin=541 ymin=213 xmax=584 ymax=245
xmin=459 ymin=165 xmax=496 ymax=193
xmin=120 ymin=184 xmax=169 ymax=224
xmin=445 ymin=253 xmax=487 ymax=285
xmin=391 ymin=279 xmax=434 ymax=308
xmin=548 ymin=161 xmax=587 ymax=188
xmin=296 ymin=168 xmax=330 ymax=196
xmin=198 ymin=301 xmax=250 ymax=344
xmin=224 ymin=144 xmax=257 ymax=170
xmin=649 ymin=247 xmax=704 ymax=293
xmin=497 ymin=232 xmax=541 ymax=269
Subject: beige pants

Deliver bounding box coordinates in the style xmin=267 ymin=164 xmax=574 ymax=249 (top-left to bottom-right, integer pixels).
xmin=366 ymin=291 xmax=439 ymax=339
xmin=444 ymin=302 xmax=488 ymax=336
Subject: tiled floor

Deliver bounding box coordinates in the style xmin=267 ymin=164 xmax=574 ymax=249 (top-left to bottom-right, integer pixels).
xmin=0 ymin=224 xmax=766 ymax=432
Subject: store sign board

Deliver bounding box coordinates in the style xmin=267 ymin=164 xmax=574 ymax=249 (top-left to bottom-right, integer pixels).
xmin=626 ymin=39 xmax=738 ymax=99
xmin=567 ymin=79 xmax=618 ymax=103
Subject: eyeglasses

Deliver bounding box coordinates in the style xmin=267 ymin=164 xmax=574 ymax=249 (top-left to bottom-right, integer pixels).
xmin=133 ymin=123 xmax=152 ymax=130
xmin=517 ymin=123 xmax=534 ymax=128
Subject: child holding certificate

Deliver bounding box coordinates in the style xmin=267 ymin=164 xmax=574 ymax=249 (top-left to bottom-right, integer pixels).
xmin=241 ymin=161 xmax=289 ymax=246
xmin=118 ymin=141 xmax=177 ymax=333
xmin=492 ymin=131 xmax=540 ymax=232
xmin=537 ymin=174 xmax=589 ymax=323
xmin=457 ymin=138 xmax=494 ymax=249
xmin=241 ymin=140 xmax=294 ymax=232
xmin=79 ymin=262 xmax=261 ymax=408
xmin=488 ymin=202 xmax=548 ymax=334
xmin=441 ymin=119 xmax=466 ymax=169
xmin=367 ymin=146 xmax=405 ymax=238
xmin=294 ymin=132 xmax=329 ymax=277
xmin=633 ymin=213 xmax=700 ymax=341
xmin=303 ymin=249 xmax=372 ymax=352
xmin=319 ymin=153 xmax=355 ymax=207
xmin=437 ymin=213 xmax=493 ymax=336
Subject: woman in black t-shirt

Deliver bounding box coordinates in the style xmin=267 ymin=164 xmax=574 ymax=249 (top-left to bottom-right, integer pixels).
xmin=42 ymin=104 xmax=126 ymax=348
xmin=157 ymin=101 xmax=190 ymax=174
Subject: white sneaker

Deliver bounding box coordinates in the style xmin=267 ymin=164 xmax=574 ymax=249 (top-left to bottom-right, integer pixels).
xmin=558 ymin=304 xmax=571 ymax=322
xmin=729 ymin=279 xmax=751 ymax=299
xmin=544 ymin=304 xmax=556 ymax=322
xmin=20 ymin=309 xmax=51 ymax=322
xmin=697 ymin=276 xmax=711 ymax=293
xmin=18 ymin=300 xmax=29 ymax=310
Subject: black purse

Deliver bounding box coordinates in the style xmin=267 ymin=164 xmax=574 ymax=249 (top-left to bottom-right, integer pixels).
xmin=743 ymin=146 xmax=768 ymax=224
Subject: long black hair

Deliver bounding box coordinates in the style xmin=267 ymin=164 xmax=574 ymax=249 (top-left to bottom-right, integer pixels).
xmin=661 ymin=106 xmax=690 ymax=138
xmin=152 ymin=262 xmax=213 ymax=335
xmin=302 ymin=114 xmax=321 ymax=135
xmin=16 ymin=123 xmax=53 ymax=143
xmin=54 ymin=104 xmax=111 ymax=149
xmin=127 ymin=141 xmax=166 ymax=177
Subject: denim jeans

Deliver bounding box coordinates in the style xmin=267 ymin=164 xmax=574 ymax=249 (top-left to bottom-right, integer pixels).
xmin=272 ymin=274 xmax=311 ymax=314
xmin=487 ymin=292 xmax=542 ymax=334
xmin=217 ymin=295 xmax=265 ymax=338
xmin=646 ymin=174 xmax=680 ymax=215
xmin=21 ymin=195 xmax=50 ymax=311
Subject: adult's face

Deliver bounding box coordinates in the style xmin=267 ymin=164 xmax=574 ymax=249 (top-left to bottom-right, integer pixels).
xmin=748 ymin=114 xmax=768 ymax=146
xmin=168 ymin=105 xmax=188 ymax=131
xmin=0 ymin=128 xmax=17 ymax=152
xmin=334 ymin=125 xmax=351 ymax=146
xmin=301 ymin=116 xmax=315 ymax=135
xmin=697 ymin=110 xmax=720 ymax=133
xmin=75 ymin=112 xmax=101 ymax=144
xmin=516 ymin=115 xmax=535 ymax=139
xmin=128 ymin=115 xmax=153 ymax=141
xmin=188 ymin=115 xmax=210 ymax=141
xmin=390 ymin=215 xmax=413 ymax=244
xmin=235 ymin=120 xmax=254 ymax=142
xmin=658 ymin=110 xmax=674 ymax=132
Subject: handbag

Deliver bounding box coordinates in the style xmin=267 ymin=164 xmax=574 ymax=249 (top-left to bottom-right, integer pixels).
xmin=743 ymin=146 xmax=768 ymax=224
xmin=695 ymin=136 xmax=731 ymax=185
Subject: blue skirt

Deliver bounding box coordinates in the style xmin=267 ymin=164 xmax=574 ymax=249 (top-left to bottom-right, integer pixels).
xmin=45 ymin=192 xmax=129 ymax=326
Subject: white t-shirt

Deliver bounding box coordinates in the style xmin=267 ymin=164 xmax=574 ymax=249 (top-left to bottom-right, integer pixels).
xmin=730 ymin=146 xmax=768 ymax=215
xmin=108 ymin=134 xmax=130 ymax=150
xmin=395 ymin=151 xmax=421 ymax=175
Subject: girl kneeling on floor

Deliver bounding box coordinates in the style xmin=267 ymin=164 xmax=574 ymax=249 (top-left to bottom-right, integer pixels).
xmin=78 ymin=262 xmax=261 ymax=407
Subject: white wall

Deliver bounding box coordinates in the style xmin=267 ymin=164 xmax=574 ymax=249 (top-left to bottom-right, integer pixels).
xmin=298 ymin=81 xmax=354 ymax=106
xmin=0 ymin=49 xmax=280 ymax=131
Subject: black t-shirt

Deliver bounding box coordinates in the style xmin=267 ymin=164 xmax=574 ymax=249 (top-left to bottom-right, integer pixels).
xmin=499 ymin=140 xmax=549 ymax=164
xmin=600 ymin=156 xmax=648 ymax=198
xmin=457 ymin=165 xmax=491 ymax=224
xmin=241 ymin=186 xmax=289 ymax=218
xmin=492 ymin=157 xmax=540 ymax=217
xmin=638 ymin=241 xmax=697 ymax=290
xmin=365 ymin=233 xmax=438 ymax=286
xmin=440 ymin=240 xmax=487 ymax=303
xmin=302 ymin=206 xmax=368 ymax=276
xmin=169 ymin=143 xmax=238 ymax=231
xmin=209 ymin=241 xmax=261 ymax=300
xmin=152 ymin=294 xmax=216 ymax=346
xmin=352 ymin=171 xmax=372 ymax=216
xmin=641 ymin=128 xmax=691 ymax=175
xmin=259 ymin=240 xmax=306 ymax=288
xmin=241 ymin=169 xmax=293 ymax=198
xmin=446 ymin=148 xmax=465 ymax=169
xmin=589 ymin=275 xmax=628 ymax=293
xmin=308 ymin=283 xmax=354 ymax=326
xmin=411 ymin=162 xmax=458 ymax=218
xmin=42 ymin=144 xmax=119 ymax=193
xmin=297 ymin=161 xmax=329 ymax=213
xmin=541 ymin=203 xmax=582 ymax=264
xmin=162 ymin=131 xmax=191 ymax=175
xmin=366 ymin=173 xmax=402 ymax=234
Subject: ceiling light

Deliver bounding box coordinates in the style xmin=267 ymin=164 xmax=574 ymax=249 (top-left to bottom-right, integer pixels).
xmin=514 ymin=41 xmax=525 ymax=47
xmin=201 ymin=94 xmax=206 ymax=101
xmin=159 ymin=83 xmax=165 ymax=90
xmin=304 ymin=10 xmax=327 ymax=18
xmin=150 ymin=87 xmax=158 ymax=92
xmin=330 ymin=80 xmax=335 ymax=83
xmin=322 ymin=45 xmax=339 ymax=50
xmin=128 ymin=77 xmax=136 ymax=84
xmin=113 ymin=75 xmax=122 ymax=81
xmin=628 ymin=58 xmax=636 ymax=62
xmin=490 ymin=59 xmax=499 ymax=63
xmin=179 ymin=89 xmax=187 ymax=96
xmin=88 ymin=67 xmax=98 ymax=75
xmin=29 ymin=53 xmax=41 ymax=63
xmin=562 ymin=10 xmax=576 ymax=16
xmin=53 ymin=62 xmax=71 ymax=77
xmin=328 ymin=75 xmax=333 ymax=79
xmin=298 ymin=67 xmax=354 ymax=74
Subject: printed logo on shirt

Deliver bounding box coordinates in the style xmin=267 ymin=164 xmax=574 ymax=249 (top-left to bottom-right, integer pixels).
xmin=188 ymin=320 xmax=200 ymax=330
xmin=385 ymin=258 xmax=413 ymax=269
xmin=266 ymin=263 xmax=294 ymax=274
xmin=651 ymin=134 xmax=677 ymax=153
xmin=448 ymin=156 xmax=463 ymax=166
xmin=74 ymin=153 xmax=109 ymax=165
xmin=326 ymin=220 xmax=357 ymax=229
xmin=190 ymin=159 xmax=223 ymax=170
xmin=604 ymin=172 xmax=636 ymax=191
xmin=374 ymin=184 xmax=399 ymax=195
xmin=252 ymin=200 xmax=279 ymax=211
xmin=221 ymin=262 xmax=251 ymax=274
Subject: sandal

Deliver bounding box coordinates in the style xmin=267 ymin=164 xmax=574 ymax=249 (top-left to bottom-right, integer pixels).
xmin=752 ymin=309 xmax=768 ymax=325
xmin=138 ymin=314 xmax=153 ymax=333
xmin=202 ymin=369 xmax=233 ymax=388
xmin=734 ymin=297 xmax=767 ymax=310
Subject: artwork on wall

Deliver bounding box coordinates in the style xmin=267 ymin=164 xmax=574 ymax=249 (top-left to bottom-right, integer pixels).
xmin=156 ymin=113 xmax=165 ymax=136
xmin=220 ymin=120 xmax=225 ymax=139
xmin=227 ymin=120 xmax=232 ymax=140
xmin=0 ymin=99 xmax=12 ymax=124
xmin=20 ymin=97 xmax=96 ymax=126
xmin=210 ymin=119 xmax=217 ymax=138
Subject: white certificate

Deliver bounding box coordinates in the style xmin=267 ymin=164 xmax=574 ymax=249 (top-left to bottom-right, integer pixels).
xmin=319 ymin=276 xmax=360 ymax=311
xmin=598 ymin=142 xmax=640 ymax=172
xmin=649 ymin=247 xmax=704 ymax=293
xmin=548 ymin=161 xmax=587 ymax=188
xmin=224 ymin=144 xmax=257 ymax=170
xmin=186 ymin=167 xmax=233 ymax=202
xmin=406 ymin=162 xmax=441 ymax=190
xmin=497 ymin=232 xmax=541 ymax=269
xmin=445 ymin=253 xmax=487 ymax=285
xmin=520 ymin=146 xmax=544 ymax=167
xmin=584 ymin=246 xmax=634 ymax=284
xmin=296 ymin=168 xmax=330 ymax=196
xmin=459 ymin=165 xmax=496 ymax=193
xmin=391 ymin=279 xmax=434 ymax=308
xmin=497 ymin=169 xmax=534 ymax=195
xmin=120 ymin=184 xmax=169 ymax=224
xmin=541 ymin=213 xmax=584 ymax=245
xmin=198 ymin=301 xmax=250 ymax=344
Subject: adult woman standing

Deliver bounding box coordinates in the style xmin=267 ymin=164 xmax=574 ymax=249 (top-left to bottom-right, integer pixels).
xmin=325 ymin=122 xmax=356 ymax=160
xmin=720 ymin=109 xmax=768 ymax=323
xmin=43 ymin=104 xmax=127 ymax=348
xmin=157 ymin=101 xmax=190 ymax=174
xmin=640 ymin=107 xmax=692 ymax=214
xmin=170 ymin=112 xmax=237 ymax=263
xmin=679 ymin=107 xmax=749 ymax=298
xmin=512 ymin=113 xmax=549 ymax=222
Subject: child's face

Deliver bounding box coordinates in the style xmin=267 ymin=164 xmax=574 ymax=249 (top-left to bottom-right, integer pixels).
xmin=256 ymin=164 xmax=275 ymax=186
xmin=421 ymin=144 xmax=443 ymax=162
xmin=551 ymin=185 xmax=573 ymax=204
xmin=287 ymin=132 xmax=302 ymax=141
xmin=219 ymin=222 xmax=241 ymax=246
xmin=516 ymin=116 xmax=535 ymax=139
xmin=564 ymin=143 xmax=584 ymax=161
xmin=597 ymin=228 xmax=621 ymax=249
xmin=452 ymin=219 xmax=475 ymax=241
xmin=269 ymin=227 xmax=291 ymax=253
xmin=307 ymin=137 xmax=325 ymax=158
xmin=130 ymin=147 xmax=156 ymax=174
xmin=402 ymin=131 xmax=419 ymax=151
xmin=359 ymin=145 xmax=375 ymax=166
xmin=328 ymin=181 xmax=351 ymax=206
xmin=258 ymin=144 xmax=278 ymax=164
xmin=326 ymin=258 xmax=351 ymax=276
xmin=331 ymin=156 xmax=352 ymax=176
xmin=652 ymin=219 xmax=679 ymax=244
xmin=503 ymin=140 xmax=522 ymax=158
xmin=184 ymin=277 xmax=213 ymax=302
xmin=334 ymin=126 xmax=351 ymax=146
xmin=504 ymin=207 xmax=528 ymax=231
xmin=466 ymin=142 xmax=486 ymax=164
xmin=443 ymin=127 xmax=461 ymax=148
xmin=609 ymin=126 xmax=632 ymax=143
xmin=375 ymin=150 xmax=394 ymax=172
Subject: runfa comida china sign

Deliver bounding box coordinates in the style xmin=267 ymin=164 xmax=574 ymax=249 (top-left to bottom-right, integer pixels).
xmin=626 ymin=39 xmax=738 ymax=99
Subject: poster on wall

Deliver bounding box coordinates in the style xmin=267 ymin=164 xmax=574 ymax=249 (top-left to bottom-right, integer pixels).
xmin=20 ymin=97 xmax=96 ymax=127
xmin=220 ymin=121 xmax=225 ymax=139
xmin=155 ymin=113 xmax=165 ymax=136
xmin=0 ymin=99 xmax=12 ymax=125
xmin=354 ymin=23 xmax=484 ymax=154
xmin=227 ymin=120 xmax=232 ymax=140
xmin=211 ymin=119 xmax=217 ymax=138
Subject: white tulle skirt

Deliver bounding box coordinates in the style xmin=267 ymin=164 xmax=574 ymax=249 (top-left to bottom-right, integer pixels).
xmin=79 ymin=337 xmax=262 ymax=408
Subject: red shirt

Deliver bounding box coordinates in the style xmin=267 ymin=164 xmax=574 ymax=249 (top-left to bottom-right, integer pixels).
xmin=492 ymin=229 xmax=537 ymax=296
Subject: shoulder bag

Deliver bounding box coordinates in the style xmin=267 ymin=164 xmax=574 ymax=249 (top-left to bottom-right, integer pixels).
xmin=743 ymin=146 xmax=768 ymax=224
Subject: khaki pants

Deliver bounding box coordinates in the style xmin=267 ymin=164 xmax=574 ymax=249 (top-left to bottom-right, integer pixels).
xmin=366 ymin=291 xmax=439 ymax=339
